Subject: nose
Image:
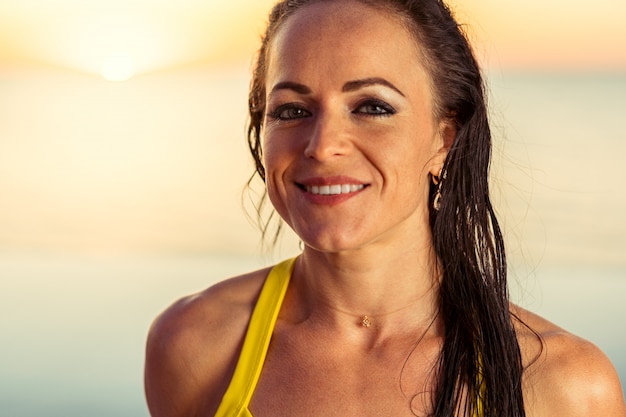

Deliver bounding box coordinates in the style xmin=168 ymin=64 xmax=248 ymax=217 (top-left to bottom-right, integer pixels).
xmin=303 ymin=111 xmax=350 ymax=161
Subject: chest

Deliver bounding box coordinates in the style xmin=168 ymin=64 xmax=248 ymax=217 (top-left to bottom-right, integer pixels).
xmin=249 ymin=326 xmax=441 ymax=417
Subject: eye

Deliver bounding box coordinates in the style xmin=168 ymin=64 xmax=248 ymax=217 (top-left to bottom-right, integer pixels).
xmin=267 ymin=104 xmax=311 ymax=121
xmin=354 ymin=100 xmax=396 ymax=117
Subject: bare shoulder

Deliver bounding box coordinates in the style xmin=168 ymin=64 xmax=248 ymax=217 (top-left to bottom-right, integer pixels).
xmin=144 ymin=266 xmax=271 ymax=417
xmin=511 ymin=304 xmax=626 ymax=417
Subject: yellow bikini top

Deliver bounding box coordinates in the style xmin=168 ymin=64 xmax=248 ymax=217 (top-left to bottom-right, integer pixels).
xmin=214 ymin=258 xmax=295 ymax=417
xmin=214 ymin=257 xmax=483 ymax=417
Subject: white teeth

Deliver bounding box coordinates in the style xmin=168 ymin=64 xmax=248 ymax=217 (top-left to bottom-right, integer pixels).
xmin=307 ymin=184 xmax=365 ymax=195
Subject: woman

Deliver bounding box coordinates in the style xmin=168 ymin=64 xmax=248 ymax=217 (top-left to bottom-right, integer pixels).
xmin=145 ymin=0 xmax=626 ymax=416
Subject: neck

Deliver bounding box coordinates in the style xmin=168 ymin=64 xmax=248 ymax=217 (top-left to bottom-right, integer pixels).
xmin=291 ymin=240 xmax=441 ymax=333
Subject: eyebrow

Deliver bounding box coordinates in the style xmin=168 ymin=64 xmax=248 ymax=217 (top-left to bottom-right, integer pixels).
xmin=343 ymin=78 xmax=405 ymax=97
xmin=269 ymin=81 xmax=312 ymax=96
xmin=269 ymin=77 xmax=405 ymax=98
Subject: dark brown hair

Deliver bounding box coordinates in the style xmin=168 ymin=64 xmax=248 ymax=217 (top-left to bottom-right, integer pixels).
xmin=246 ymin=1 xmax=527 ymax=416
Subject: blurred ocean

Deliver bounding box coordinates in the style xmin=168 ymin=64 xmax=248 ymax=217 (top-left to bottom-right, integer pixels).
xmin=1 ymin=71 xmax=625 ymax=416
xmin=0 ymin=254 xmax=624 ymax=416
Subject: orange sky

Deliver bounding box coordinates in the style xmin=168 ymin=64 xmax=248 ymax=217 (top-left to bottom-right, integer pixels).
xmin=0 ymin=0 xmax=625 ymax=74
xmin=451 ymin=0 xmax=626 ymax=70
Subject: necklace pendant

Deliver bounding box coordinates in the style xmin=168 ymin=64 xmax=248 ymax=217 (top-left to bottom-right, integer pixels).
xmin=361 ymin=315 xmax=371 ymax=328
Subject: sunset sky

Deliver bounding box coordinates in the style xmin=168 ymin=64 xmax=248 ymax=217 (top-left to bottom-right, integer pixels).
xmin=1 ymin=0 xmax=625 ymax=74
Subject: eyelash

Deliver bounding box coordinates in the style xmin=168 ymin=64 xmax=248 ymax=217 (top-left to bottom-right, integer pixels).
xmin=353 ymin=99 xmax=396 ymax=117
xmin=266 ymin=99 xmax=396 ymax=121
xmin=267 ymin=103 xmax=311 ymax=121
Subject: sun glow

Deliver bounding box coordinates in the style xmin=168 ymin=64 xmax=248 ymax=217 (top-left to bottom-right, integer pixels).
xmin=0 ymin=0 xmax=278 ymax=77
xmin=101 ymin=52 xmax=135 ymax=81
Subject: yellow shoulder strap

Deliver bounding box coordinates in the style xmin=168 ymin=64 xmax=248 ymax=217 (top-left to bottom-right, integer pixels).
xmin=214 ymin=258 xmax=296 ymax=417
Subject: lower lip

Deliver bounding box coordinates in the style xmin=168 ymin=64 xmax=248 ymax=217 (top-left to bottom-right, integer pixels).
xmin=300 ymin=187 xmax=365 ymax=206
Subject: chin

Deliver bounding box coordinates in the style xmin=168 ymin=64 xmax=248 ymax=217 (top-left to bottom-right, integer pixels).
xmin=298 ymin=228 xmax=370 ymax=254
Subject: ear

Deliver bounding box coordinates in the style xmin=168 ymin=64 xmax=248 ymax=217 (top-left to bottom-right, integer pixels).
xmin=430 ymin=119 xmax=456 ymax=177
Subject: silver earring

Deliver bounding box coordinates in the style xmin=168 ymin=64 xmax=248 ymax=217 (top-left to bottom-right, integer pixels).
xmin=432 ymin=170 xmax=446 ymax=211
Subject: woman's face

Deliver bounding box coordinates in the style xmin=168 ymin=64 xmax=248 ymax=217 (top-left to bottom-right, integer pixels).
xmin=262 ymin=0 xmax=450 ymax=253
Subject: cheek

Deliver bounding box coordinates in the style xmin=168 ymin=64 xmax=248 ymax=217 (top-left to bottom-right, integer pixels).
xmin=387 ymin=129 xmax=436 ymax=173
xmin=262 ymin=126 xmax=303 ymax=173
xmin=261 ymin=142 xmax=282 ymax=184
xmin=261 ymin=134 xmax=291 ymax=206
xmin=261 ymin=130 xmax=280 ymax=177
xmin=383 ymin=132 xmax=440 ymax=203
xmin=263 ymin=167 xmax=286 ymax=219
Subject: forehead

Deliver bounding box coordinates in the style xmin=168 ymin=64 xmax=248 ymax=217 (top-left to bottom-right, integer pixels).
xmin=266 ymin=0 xmax=431 ymax=90
xmin=276 ymin=0 xmax=408 ymax=41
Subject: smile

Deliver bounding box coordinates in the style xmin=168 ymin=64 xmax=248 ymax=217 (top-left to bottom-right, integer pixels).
xmin=305 ymin=184 xmax=365 ymax=195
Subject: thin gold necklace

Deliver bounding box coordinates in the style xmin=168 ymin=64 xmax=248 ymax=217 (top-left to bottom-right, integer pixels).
xmin=317 ymin=295 xmax=434 ymax=329
xmin=360 ymin=305 xmax=431 ymax=328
